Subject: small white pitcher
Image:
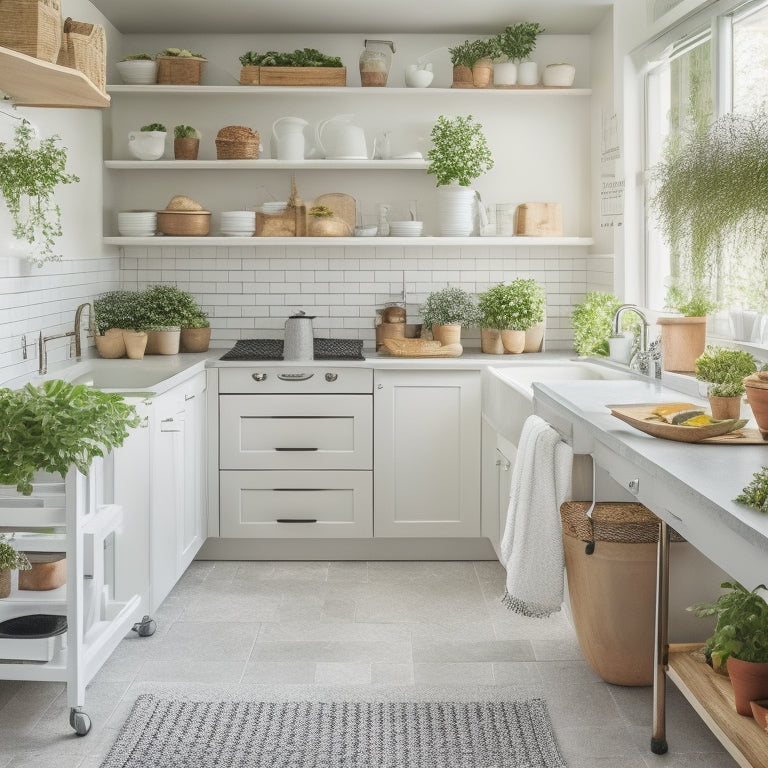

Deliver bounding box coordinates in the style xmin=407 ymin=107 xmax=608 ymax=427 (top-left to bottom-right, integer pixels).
xmin=272 ymin=116 xmax=309 ymax=161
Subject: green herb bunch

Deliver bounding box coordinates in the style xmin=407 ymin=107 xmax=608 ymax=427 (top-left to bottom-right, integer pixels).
xmin=735 ymin=467 xmax=768 ymax=513
xmin=173 ymin=125 xmax=199 ymax=139
xmin=0 ymin=380 xmax=140 ymax=496
xmin=0 ymin=536 xmax=31 ymax=572
xmin=695 ymin=345 xmax=757 ymax=397
xmin=121 ymin=52 xmax=153 ymax=61
xmin=0 ymin=120 xmax=80 ymax=266
xmin=427 ymin=114 xmax=494 ymax=187
xmin=159 ymin=48 xmax=206 ymax=59
xmin=421 ymin=287 xmax=479 ymax=329
xmin=140 ymin=123 xmax=166 ymax=133
xmin=690 ymin=581 xmax=768 ymax=669
xmin=495 ymin=22 xmax=545 ymax=63
xmin=448 ymin=38 xmax=499 ymax=68
xmin=238 ymin=49 xmax=343 ymax=67
xmin=308 ymin=205 xmax=334 ymax=218
xmin=478 ymin=279 xmax=545 ymax=330
xmin=570 ymin=291 xmax=622 ymax=357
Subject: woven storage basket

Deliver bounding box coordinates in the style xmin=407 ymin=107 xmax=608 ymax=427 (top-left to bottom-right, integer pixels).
xmin=157 ymin=56 xmax=205 ymax=85
xmin=56 ymin=17 xmax=106 ymax=94
xmin=215 ymin=126 xmax=260 ymax=160
xmin=239 ymin=65 xmax=260 ymax=85
xmin=0 ymin=0 xmax=63 ymax=63
xmin=157 ymin=210 xmax=211 ymax=236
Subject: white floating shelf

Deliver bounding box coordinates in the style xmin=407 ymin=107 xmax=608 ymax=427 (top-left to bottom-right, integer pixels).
xmin=105 ymin=159 xmax=428 ymax=170
xmin=105 ymin=236 xmax=593 ymax=247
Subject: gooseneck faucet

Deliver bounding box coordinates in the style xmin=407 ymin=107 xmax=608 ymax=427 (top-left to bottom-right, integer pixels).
xmin=38 ymin=302 xmax=95 ymax=375
xmin=612 ymin=303 xmax=649 ymax=353
xmin=73 ymin=302 xmax=95 ymax=358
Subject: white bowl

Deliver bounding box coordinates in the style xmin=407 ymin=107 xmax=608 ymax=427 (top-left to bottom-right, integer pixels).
xmin=355 ymin=226 xmax=378 ymax=237
xmin=542 ymin=63 xmax=576 ymax=87
xmin=116 ymin=59 xmax=158 ymax=85
xmin=405 ymin=69 xmax=434 ymax=88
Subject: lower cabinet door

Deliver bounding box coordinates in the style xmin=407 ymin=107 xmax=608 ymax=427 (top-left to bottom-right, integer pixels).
xmin=220 ymin=471 xmax=372 ymax=538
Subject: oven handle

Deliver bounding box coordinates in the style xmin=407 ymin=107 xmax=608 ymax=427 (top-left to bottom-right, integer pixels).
xmin=277 ymin=373 xmax=315 ymax=381
xmin=275 ymin=447 xmax=318 ymax=452
xmin=276 ymin=518 xmax=318 ymax=524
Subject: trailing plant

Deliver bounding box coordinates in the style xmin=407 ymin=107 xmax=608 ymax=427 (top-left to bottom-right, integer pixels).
xmin=159 ymin=47 xmax=206 ymax=59
xmin=308 ymin=205 xmax=334 ymax=218
xmin=478 ymin=279 xmax=545 ymax=331
xmin=495 ymin=22 xmax=545 ymax=63
xmin=140 ymin=123 xmax=166 ymax=133
xmin=238 ymin=49 xmax=343 ymax=67
xmin=93 ymin=290 xmax=143 ymax=333
xmin=0 ymin=536 xmax=30 ymax=573
xmin=121 ymin=52 xmax=153 ymax=61
xmin=0 ymin=120 xmax=80 ymax=267
xmin=735 ymin=467 xmax=768 ymax=514
xmin=0 ymin=379 xmax=140 ymax=496
xmin=173 ymin=125 xmax=199 ymax=139
xmin=695 ymin=345 xmax=757 ymax=397
xmin=689 ymin=581 xmax=768 ymax=670
xmin=421 ymin=287 xmax=479 ymax=329
xmin=426 ymin=114 xmax=494 ymax=187
xmin=571 ymin=291 xmax=622 ymax=357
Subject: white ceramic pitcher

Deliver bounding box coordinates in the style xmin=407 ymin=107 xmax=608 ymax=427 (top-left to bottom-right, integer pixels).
xmin=272 ymin=116 xmax=309 ymax=161
xmin=315 ymin=114 xmax=368 ymax=159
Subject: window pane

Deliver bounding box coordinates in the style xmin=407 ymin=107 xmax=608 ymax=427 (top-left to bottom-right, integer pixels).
xmin=733 ymin=4 xmax=768 ymax=113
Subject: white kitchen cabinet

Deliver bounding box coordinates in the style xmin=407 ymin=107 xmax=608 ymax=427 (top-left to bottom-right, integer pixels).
xmin=373 ymin=369 xmax=481 ymax=538
xmin=180 ymin=373 xmax=207 ymax=573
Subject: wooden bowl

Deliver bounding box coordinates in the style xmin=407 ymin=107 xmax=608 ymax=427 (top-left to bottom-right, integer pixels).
xmin=156 ymin=210 xmax=211 ymax=236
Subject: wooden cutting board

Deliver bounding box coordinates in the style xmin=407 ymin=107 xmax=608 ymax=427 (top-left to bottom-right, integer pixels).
xmin=313 ymin=193 xmax=356 ymax=234
xmin=514 ymin=202 xmax=563 ymax=236
xmin=381 ymin=339 xmax=463 ymax=358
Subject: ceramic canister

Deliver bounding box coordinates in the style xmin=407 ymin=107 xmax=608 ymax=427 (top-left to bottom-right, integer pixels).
xmin=284 ymin=311 xmax=315 ymax=360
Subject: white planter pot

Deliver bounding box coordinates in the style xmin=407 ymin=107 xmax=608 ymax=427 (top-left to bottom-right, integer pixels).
xmin=128 ymin=130 xmax=167 ymax=161
xmin=116 ymin=60 xmax=158 ymax=85
xmin=437 ymin=185 xmax=476 ymax=237
xmin=517 ymin=61 xmax=539 ymax=86
xmin=542 ymin=63 xmax=576 ymax=87
xmin=493 ymin=61 xmax=517 ymax=86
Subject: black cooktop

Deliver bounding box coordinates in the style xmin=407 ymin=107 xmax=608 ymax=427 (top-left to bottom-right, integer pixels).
xmin=220 ymin=338 xmax=365 ymax=361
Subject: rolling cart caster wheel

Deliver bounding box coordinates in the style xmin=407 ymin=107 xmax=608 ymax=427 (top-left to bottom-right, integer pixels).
xmin=650 ymin=737 xmax=668 ymax=755
xmin=131 ymin=615 xmax=156 ymax=637
xmin=70 ymin=707 xmax=91 ymax=736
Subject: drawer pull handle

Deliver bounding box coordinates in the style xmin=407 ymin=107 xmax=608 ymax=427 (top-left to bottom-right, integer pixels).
xmin=252 ymin=373 xmax=268 ymax=382
xmin=628 ymin=478 xmax=640 ymax=494
xmin=275 ymin=447 xmax=318 ymax=452
xmin=273 ymin=488 xmax=323 ymax=492
xmin=277 ymin=373 xmax=315 ymax=381
xmin=276 ymin=518 xmax=318 ymax=523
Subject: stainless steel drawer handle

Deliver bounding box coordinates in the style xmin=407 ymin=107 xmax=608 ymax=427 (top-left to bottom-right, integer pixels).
xmin=273 ymin=488 xmax=324 ymax=492
xmin=252 ymin=373 xmax=268 ymax=382
xmin=276 ymin=518 xmax=318 ymax=523
xmin=277 ymin=373 xmax=314 ymax=381
xmin=275 ymin=447 xmax=318 ymax=451
xmin=325 ymin=373 xmax=338 ymax=382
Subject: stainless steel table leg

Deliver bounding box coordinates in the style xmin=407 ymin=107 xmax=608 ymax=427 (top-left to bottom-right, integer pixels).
xmin=651 ymin=519 xmax=670 ymax=755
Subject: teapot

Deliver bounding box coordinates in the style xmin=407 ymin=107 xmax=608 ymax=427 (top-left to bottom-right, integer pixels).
xmin=315 ymin=114 xmax=368 ymax=160
xmin=272 ymin=116 xmax=309 ymax=162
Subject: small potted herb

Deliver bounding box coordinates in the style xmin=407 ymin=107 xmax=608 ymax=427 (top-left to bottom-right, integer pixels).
xmin=137 ymin=284 xmax=191 ymax=354
xmin=157 ymin=47 xmax=207 ymax=85
xmin=694 ymin=346 xmax=757 ymax=419
xmin=128 ymin=123 xmax=167 ymax=161
xmin=447 ymin=39 xmax=499 ymax=88
xmin=478 ymin=279 xmax=546 ymax=354
xmin=421 ymin=286 xmax=479 ymax=347
xmin=0 ymin=535 xmax=31 ymax=599
xmin=173 ymin=124 xmax=200 ymax=160
xmin=307 ymin=205 xmax=349 ymax=236
xmin=93 ymin=290 xmax=146 ymax=359
xmin=493 ymin=22 xmax=545 ymax=86
xmin=570 ymin=291 xmax=622 ymax=357
xmin=0 ymin=120 xmax=79 ymax=266
xmin=116 ymin=53 xmax=157 ymax=84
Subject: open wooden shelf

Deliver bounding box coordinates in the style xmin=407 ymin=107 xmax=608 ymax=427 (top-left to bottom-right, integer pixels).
xmin=668 ymin=644 xmax=768 ymax=768
xmin=0 ymin=46 xmax=109 ymax=109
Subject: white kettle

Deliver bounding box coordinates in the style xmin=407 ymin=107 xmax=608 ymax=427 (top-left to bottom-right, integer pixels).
xmin=272 ymin=116 xmax=309 ymax=161
xmin=284 ymin=310 xmax=315 ymax=360
xmin=315 ymin=114 xmax=368 ymax=160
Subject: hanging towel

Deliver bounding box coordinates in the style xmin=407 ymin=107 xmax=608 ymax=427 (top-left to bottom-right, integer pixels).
xmin=501 ymin=414 xmax=573 ymax=618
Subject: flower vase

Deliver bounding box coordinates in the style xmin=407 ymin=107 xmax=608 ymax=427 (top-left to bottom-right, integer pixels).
xmin=437 ymin=185 xmax=476 ymax=236
xmin=501 ymin=329 xmax=526 ymax=354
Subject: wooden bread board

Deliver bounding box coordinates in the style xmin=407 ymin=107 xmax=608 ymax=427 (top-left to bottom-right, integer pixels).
xmin=381 ymin=339 xmax=462 ymax=358
xmin=514 ymin=202 xmax=563 ymax=236
xmin=312 ymin=193 xmax=356 ymax=234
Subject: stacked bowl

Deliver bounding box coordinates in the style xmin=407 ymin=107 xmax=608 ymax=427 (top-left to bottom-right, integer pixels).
xmin=220 ymin=210 xmax=256 ymax=236
xmin=261 ymin=201 xmax=288 ymax=215
xmin=388 ymin=220 xmax=423 ymax=237
xmin=117 ymin=211 xmax=157 ymax=237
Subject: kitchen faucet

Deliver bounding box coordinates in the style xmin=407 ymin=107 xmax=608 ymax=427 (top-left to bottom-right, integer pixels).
xmin=611 ymin=303 xmax=649 ymax=353
xmin=38 ymin=303 xmax=95 ymax=375
xmin=611 ymin=304 xmax=662 ymax=378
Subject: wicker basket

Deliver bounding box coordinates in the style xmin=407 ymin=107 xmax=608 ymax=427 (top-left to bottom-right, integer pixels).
xmin=239 ymin=65 xmax=260 ymax=85
xmin=157 ymin=56 xmax=205 ymax=85
xmin=56 ymin=17 xmax=106 ymax=94
xmin=215 ymin=126 xmax=260 ymax=160
xmin=156 ymin=210 xmax=211 ymax=236
xmin=0 ymin=0 xmax=63 ymax=63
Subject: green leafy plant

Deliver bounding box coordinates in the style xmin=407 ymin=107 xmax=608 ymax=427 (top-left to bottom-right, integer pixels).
xmin=0 ymin=120 xmax=80 ymax=267
xmin=426 ymin=114 xmax=494 ymax=187
xmin=159 ymin=48 xmax=206 ymax=60
xmin=495 ymin=22 xmax=545 ymax=62
xmin=137 ymin=284 xmax=196 ymax=329
xmin=238 ymin=49 xmax=343 ymax=67
xmin=308 ymin=205 xmax=335 ymax=218
xmin=0 ymin=536 xmax=31 ymax=573
xmin=695 ymin=346 xmax=757 ymax=397
xmin=478 ymin=279 xmax=545 ymax=331
xmin=448 ymin=41 xmax=477 ymax=68
xmin=421 ymin=287 xmax=479 ymax=329
xmin=571 ymin=291 xmax=622 ymax=357
xmin=735 ymin=467 xmax=768 ymax=513
xmin=689 ymin=581 xmax=768 ymax=670
xmin=121 ymin=52 xmax=153 ymax=61
xmin=93 ymin=290 xmax=143 ymax=333
xmin=173 ymin=125 xmax=199 ymax=139
xmin=0 ymin=380 xmax=140 ymax=496
xmin=140 ymin=123 xmax=166 ymax=133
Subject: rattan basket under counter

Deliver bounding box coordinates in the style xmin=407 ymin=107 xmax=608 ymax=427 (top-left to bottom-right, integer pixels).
xmin=0 ymin=0 xmax=63 ymax=63
xmin=56 ymin=16 xmax=106 ymax=94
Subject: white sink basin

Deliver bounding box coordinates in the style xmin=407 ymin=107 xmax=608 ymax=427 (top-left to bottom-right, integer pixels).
xmin=482 ymin=359 xmax=637 ymax=445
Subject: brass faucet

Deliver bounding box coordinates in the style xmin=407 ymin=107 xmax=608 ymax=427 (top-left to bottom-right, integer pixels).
xmin=38 ymin=303 xmax=95 ymax=375
xmin=73 ymin=302 xmax=95 ymax=357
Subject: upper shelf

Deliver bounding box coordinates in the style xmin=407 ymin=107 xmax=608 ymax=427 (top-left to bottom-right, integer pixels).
xmin=105 ymin=159 xmax=428 ymax=170
xmin=0 ymin=46 xmax=110 ymax=109
xmin=106 ymin=84 xmax=592 ymax=97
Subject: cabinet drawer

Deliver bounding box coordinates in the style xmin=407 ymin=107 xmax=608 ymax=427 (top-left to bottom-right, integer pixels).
xmin=219 ymin=395 xmax=372 ymax=470
xmin=219 ymin=471 xmax=372 ymax=538
xmin=219 ymin=367 xmax=372 ymax=394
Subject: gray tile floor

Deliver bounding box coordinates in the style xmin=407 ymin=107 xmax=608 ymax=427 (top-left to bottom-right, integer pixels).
xmin=0 ymin=560 xmax=738 ymax=767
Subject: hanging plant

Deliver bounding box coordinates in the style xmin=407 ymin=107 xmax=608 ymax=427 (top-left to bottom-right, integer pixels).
xmin=0 ymin=120 xmax=79 ymax=267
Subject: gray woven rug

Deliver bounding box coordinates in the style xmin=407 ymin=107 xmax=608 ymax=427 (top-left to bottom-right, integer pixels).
xmin=100 ymin=695 xmax=566 ymax=767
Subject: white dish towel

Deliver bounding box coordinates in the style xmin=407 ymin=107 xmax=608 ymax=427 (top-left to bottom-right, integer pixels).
xmin=501 ymin=414 xmax=573 ymax=618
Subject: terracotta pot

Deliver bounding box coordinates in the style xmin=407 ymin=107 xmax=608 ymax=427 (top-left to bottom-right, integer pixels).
xmin=174 ymin=137 xmax=200 ymax=160
xmin=657 ymin=316 xmax=707 ymax=373
xmin=472 ymin=59 xmax=493 ymax=88
xmin=94 ymin=328 xmax=126 ymax=358
xmin=432 ymin=324 xmax=462 ymax=346
xmin=451 ymin=64 xmax=473 ymax=88
xmin=18 ymin=554 xmax=65 ymax=591
xmin=501 ymin=329 xmax=525 ymax=354
xmin=145 ymin=327 xmax=181 ymax=355
xmin=481 ymin=328 xmax=504 ymax=355
xmin=180 ymin=326 xmax=211 ymax=352
xmin=708 ymin=394 xmax=741 ymax=420
xmin=524 ymin=321 xmax=545 ymax=353
xmin=726 ymin=656 xmax=768 ymax=716
xmin=122 ymin=330 xmax=148 ymax=360
xmin=0 ymin=568 xmax=9 ymax=598
xmin=744 ymin=375 xmax=768 ymax=439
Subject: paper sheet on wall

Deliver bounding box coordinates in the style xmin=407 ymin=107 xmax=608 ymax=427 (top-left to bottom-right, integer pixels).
xmin=601 ymin=176 xmax=625 ymax=229
xmin=601 ymin=110 xmax=621 ymax=163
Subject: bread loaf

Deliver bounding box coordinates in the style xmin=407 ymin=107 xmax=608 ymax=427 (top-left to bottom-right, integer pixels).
xmin=166 ymin=195 xmax=203 ymax=211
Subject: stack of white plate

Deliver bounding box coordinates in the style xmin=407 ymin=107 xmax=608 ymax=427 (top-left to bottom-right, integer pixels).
xmin=220 ymin=210 xmax=256 ymax=236
xmin=388 ymin=220 xmax=423 ymax=237
xmin=261 ymin=201 xmax=288 ymax=214
xmin=117 ymin=211 xmax=157 ymax=237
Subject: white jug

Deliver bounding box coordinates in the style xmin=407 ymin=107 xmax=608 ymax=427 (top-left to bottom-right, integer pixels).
xmin=272 ymin=116 xmax=309 ymax=161
xmin=315 ymin=114 xmax=368 ymax=159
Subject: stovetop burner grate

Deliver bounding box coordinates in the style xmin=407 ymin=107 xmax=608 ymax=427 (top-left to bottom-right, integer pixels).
xmin=220 ymin=338 xmax=365 ymax=361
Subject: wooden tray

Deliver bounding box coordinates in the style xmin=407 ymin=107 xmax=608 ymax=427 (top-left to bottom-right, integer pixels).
xmin=258 ymin=67 xmax=346 ymax=87
xmin=381 ymin=339 xmax=462 ymax=358
xmin=608 ymin=404 xmax=763 ymax=444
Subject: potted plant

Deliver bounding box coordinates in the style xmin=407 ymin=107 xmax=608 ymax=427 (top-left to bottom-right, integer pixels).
xmin=744 ymin=365 xmax=768 ymax=440
xmin=0 ymin=120 xmax=79 ymax=266
xmin=690 ymin=581 xmax=768 ymax=716
xmin=657 ymin=287 xmax=717 ymax=373
xmin=156 ymin=285 xmax=211 ymax=352
xmin=116 ymin=52 xmax=157 ymax=84
xmin=465 ymin=38 xmax=499 ymax=88
xmin=137 ymin=284 xmax=188 ymax=354
xmin=128 ymin=123 xmax=167 ymax=161
xmin=421 ymin=286 xmax=478 ymax=346
xmin=156 ymin=47 xmax=207 ymax=85
xmin=427 ymin=114 xmax=494 ymax=237
xmin=238 ymin=48 xmax=345 ymax=86
xmin=571 ymin=291 xmax=622 ymax=357
xmin=477 ymin=279 xmax=546 ymax=354
xmin=493 ymin=22 xmax=545 ymax=86
xmin=0 ymin=379 xmax=140 ymax=497
xmin=93 ymin=290 xmax=146 ymax=359
xmin=0 ymin=535 xmax=31 ymax=599
xmin=307 ymin=205 xmax=349 ymax=236
xmin=173 ymin=125 xmax=200 ymax=160
xmin=735 ymin=467 xmax=768 ymax=514
xmin=694 ymin=346 xmax=757 ymax=419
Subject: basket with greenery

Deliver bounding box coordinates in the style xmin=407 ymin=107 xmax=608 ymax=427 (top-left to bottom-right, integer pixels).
xmin=173 ymin=125 xmax=199 ymax=139
xmin=495 ymin=22 xmax=545 ymax=63
xmin=0 ymin=120 xmax=80 ymax=267
xmin=421 ymin=287 xmax=479 ymax=330
xmin=238 ymin=48 xmax=343 ymax=68
xmin=137 ymin=284 xmax=205 ymax=330
xmin=427 ymin=114 xmax=494 ymax=187
xmin=694 ymin=346 xmax=757 ymax=397
xmin=478 ymin=279 xmax=545 ymax=330
xmin=0 ymin=379 xmax=139 ymax=496
xmin=570 ymin=291 xmax=622 ymax=356
xmin=158 ymin=47 xmax=206 ymax=60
